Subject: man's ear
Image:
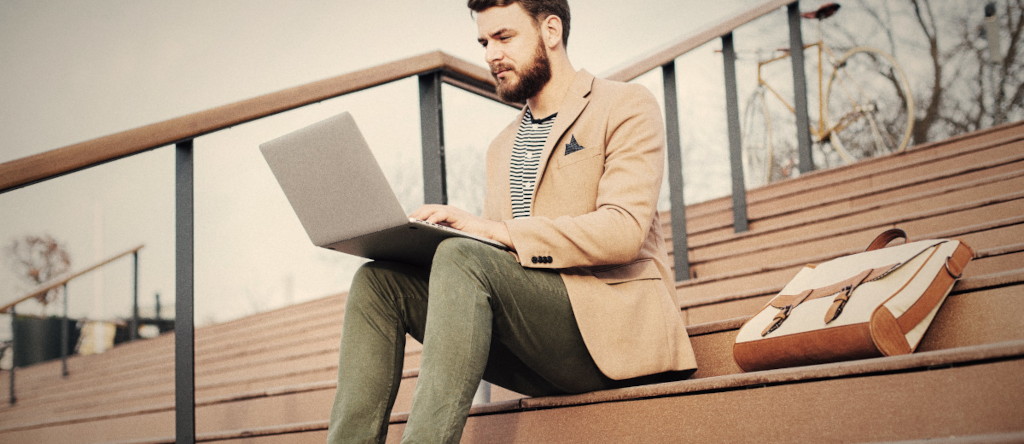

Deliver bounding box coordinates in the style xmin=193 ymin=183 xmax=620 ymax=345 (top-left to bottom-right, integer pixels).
xmin=541 ymin=15 xmax=563 ymax=50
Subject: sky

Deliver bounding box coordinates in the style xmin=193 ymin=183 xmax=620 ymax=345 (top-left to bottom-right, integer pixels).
xmin=0 ymin=0 xmax=785 ymax=329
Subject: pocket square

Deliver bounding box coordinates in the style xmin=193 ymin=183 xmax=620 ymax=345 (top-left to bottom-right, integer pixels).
xmin=565 ymin=135 xmax=585 ymax=155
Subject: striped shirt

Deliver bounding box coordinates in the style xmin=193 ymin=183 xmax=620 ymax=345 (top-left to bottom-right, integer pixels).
xmin=510 ymin=108 xmax=556 ymax=219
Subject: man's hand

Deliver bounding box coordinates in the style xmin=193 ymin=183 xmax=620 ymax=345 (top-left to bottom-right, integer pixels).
xmin=410 ymin=204 xmax=515 ymax=251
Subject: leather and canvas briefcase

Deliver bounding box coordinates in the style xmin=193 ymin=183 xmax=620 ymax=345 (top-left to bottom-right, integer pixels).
xmin=733 ymin=229 xmax=974 ymax=372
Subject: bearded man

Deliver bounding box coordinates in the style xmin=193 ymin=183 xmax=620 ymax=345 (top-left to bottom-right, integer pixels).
xmin=328 ymin=1 xmax=697 ymax=442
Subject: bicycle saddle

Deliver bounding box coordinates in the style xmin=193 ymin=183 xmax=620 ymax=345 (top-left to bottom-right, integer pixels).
xmin=801 ymin=2 xmax=841 ymax=20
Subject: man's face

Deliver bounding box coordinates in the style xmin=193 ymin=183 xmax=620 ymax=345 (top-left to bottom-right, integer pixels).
xmin=477 ymin=3 xmax=553 ymax=103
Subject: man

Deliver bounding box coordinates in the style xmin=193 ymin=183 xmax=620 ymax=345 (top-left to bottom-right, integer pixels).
xmin=328 ymin=1 xmax=697 ymax=442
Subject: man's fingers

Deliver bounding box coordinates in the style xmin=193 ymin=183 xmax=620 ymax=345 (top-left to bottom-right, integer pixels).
xmin=410 ymin=204 xmax=460 ymax=227
xmin=426 ymin=211 xmax=448 ymax=225
xmin=409 ymin=204 xmax=442 ymax=221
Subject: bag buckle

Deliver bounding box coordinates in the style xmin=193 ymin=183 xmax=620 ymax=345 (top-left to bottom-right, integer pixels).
xmin=824 ymin=285 xmax=853 ymax=324
xmin=762 ymin=304 xmax=792 ymax=336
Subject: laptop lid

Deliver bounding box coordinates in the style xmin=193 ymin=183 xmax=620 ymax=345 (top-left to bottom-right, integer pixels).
xmin=259 ymin=111 xmax=408 ymax=247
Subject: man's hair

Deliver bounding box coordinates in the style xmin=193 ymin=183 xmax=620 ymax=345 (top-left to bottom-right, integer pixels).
xmin=468 ymin=0 xmax=571 ymax=47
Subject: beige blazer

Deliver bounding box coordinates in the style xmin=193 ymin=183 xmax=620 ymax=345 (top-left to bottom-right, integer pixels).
xmin=482 ymin=70 xmax=697 ymax=380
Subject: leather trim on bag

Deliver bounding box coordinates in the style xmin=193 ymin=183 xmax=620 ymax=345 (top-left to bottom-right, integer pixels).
xmin=734 ymin=323 xmax=879 ymax=372
xmin=769 ymin=264 xmax=896 ymax=310
xmin=870 ymin=306 xmax=911 ymax=356
xmin=895 ymin=242 xmax=974 ymax=335
xmin=824 ymin=268 xmax=873 ymax=324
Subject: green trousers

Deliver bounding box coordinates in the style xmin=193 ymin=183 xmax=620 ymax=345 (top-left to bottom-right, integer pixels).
xmin=327 ymin=238 xmax=685 ymax=443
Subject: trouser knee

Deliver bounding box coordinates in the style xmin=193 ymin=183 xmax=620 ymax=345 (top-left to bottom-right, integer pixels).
xmin=347 ymin=262 xmax=388 ymax=306
xmin=345 ymin=261 xmax=418 ymax=315
xmin=434 ymin=237 xmax=493 ymax=263
xmin=430 ymin=238 xmax=497 ymax=304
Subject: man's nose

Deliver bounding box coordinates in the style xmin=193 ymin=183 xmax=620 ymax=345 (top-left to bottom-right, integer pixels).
xmin=485 ymin=45 xmax=503 ymax=65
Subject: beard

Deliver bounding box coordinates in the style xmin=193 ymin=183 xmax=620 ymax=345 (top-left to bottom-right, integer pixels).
xmin=491 ymin=37 xmax=552 ymax=104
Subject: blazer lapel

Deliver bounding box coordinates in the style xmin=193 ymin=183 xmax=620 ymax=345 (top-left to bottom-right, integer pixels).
xmin=532 ymin=70 xmax=595 ymax=212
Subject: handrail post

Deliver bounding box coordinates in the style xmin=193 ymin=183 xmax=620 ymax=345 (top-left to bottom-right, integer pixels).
xmin=9 ymin=306 xmax=16 ymax=405
xmin=131 ymin=250 xmax=139 ymax=341
xmin=661 ymin=61 xmax=691 ymax=280
xmin=419 ymin=72 xmax=448 ymax=205
xmin=176 ymin=140 xmax=196 ymax=444
xmin=721 ymin=32 xmax=750 ymax=233
xmin=787 ymin=1 xmax=814 ymax=174
xmin=62 ymin=283 xmax=69 ymax=378
xmin=420 ymin=70 xmax=493 ymax=403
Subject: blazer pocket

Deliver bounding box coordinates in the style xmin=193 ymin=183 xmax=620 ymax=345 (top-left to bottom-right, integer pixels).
xmin=592 ymin=259 xmax=661 ymax=284
xmin=557 ymin=144 xmax=603 ymax=169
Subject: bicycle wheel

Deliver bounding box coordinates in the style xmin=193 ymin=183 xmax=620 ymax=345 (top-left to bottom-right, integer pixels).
xmin=741 ymin=89 xmax=773 ymax=187
xmin=824 ymin=47 xmax=915 ymax=163
xmin=742 ymin=89 xmax=798 ymax=187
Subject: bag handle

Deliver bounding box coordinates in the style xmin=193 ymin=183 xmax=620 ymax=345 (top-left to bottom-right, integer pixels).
xmin=865 ymin=228 xmax=907 ymax=252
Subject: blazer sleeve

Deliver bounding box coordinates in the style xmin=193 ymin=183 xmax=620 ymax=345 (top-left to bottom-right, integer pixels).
xmin=505 ymin=83 xmax=665 ymax=268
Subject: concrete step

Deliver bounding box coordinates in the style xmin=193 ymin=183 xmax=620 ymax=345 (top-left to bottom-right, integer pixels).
xmin=675 ymin=193 xmax=1023 ymax=305
xmin=76 ymin=340 xmax=1024 ymax=444
xmin=684 ymin=169 xmax=1024 ymax=280
xmin=679 ymin=215 xmax=1024 ymax=324
xmin=4 ymin=294 xmax=346 ymax=392
xmin=4 ymin=269 xmax=1019 ymax=444
xmin=674 ymin=120 xmax=1024 ymax=227
xmin=662 ymin=134 xmax=1024 ymax=281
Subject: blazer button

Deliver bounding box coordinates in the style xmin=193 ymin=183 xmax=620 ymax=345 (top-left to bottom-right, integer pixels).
xmin=531 ymin=257 xmax=538 ymax=264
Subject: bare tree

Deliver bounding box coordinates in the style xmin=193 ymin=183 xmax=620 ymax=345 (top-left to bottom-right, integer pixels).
xmin=829 ymin=0 xmax=1024 ymax=144
xmin=944 ymin=0 xmax=1024 ymax=132
xmin=5 ymin=235 xmax=72 ymax=305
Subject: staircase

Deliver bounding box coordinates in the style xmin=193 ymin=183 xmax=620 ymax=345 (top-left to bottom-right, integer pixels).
xmin=1 ymin=121 xmax=1022 ymax=443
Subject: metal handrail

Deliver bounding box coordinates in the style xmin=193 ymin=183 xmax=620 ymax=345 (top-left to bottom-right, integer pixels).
xmin=3 ymin=243 xmax=144 ymax=405
xmin=604 ymin=0 xmax=794 ymax=82
xmin=0 ymin=51 xmax=508 ymax=194
xmin=0 ymin=244 xmax=143 ymax=314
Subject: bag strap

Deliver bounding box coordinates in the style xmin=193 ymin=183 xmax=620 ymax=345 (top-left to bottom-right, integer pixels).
xmin=895 ymin=241 xmax=975 ymax=334
xmin=763 ymin=263 xmax=897 ymax=336
xmin=866 ymin=228 xmax=907 ymax=252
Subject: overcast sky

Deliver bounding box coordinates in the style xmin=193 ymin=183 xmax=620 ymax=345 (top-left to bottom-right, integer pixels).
xmin=0 ymin=0 xmax=780 ymax=328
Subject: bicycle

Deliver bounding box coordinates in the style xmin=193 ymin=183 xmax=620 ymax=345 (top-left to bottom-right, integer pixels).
xmin=741 ymin=2 xmax=915 ymax=186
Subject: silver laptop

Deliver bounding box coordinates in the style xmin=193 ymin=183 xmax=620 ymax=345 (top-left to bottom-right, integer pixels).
xmin=260 ymin=111 xmax=507 ymax=267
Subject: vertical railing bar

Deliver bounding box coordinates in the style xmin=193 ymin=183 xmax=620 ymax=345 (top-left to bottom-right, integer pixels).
xmin=8 ymin=306 xmax=15 ymax=405
xmin=176 ymin=140 xmax=196 ymax=444
xmin=421 ymin=71 xmax=491 ymax=402
xmin=131 ymin=251 xmax=139 ymax=342
xmin=788 ymin=1 xmax=814 ymax=174
xmin=721 ymin=32 xmax=750 ymax=233
xmin=661 ymin=61 xmax=691 ymax=280
xmin=62 ymin=283 xmax=69 ymax=378
xmin=419 ymin=72 xmax=448 ymax=205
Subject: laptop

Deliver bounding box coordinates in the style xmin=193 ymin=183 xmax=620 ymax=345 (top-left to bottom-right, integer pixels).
xmin=259 ymin=111 xmax=507 ymax=267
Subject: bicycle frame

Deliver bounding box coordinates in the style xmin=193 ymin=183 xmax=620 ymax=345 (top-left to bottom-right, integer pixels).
xmin=754 ymin=21 xmax=847 ymax=143
xmin=742 ymin=6 xmax=915 ymax=183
